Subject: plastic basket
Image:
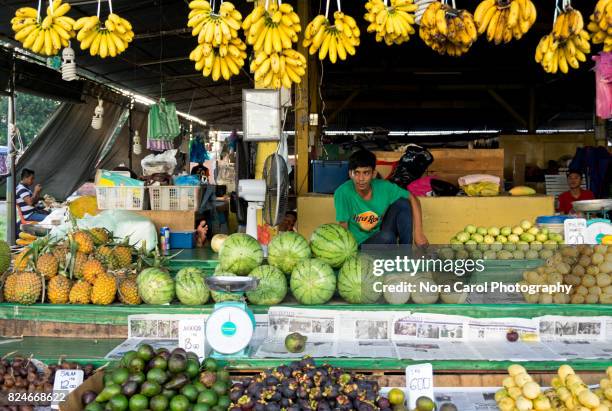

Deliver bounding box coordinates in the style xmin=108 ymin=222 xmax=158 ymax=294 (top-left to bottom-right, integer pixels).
xmin=95 ymin=186 xmax=146 ymax=210
xmin=148 ymin=186 xmax=200 ymax=211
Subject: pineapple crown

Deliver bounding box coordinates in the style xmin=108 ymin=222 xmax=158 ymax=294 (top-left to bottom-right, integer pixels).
xmin=137 ymin=242 xmax=182 ymax=270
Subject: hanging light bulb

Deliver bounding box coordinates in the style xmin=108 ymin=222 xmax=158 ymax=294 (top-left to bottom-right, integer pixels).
xmin=61 ymin=45 xmax=77 ymax=81
xmin=91 ymin=99 xmax=104 ymax=130
xmin=132 ymin=130 xmax=142 ymax=155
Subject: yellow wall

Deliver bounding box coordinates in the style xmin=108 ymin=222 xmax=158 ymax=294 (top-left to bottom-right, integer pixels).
xmin=298 ymin=194 xmax=555 ymax=244
xmin=499 ymin=133 xmax=597 ymax=180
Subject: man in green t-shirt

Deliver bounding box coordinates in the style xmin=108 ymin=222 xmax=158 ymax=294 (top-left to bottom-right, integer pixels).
xmin=334 ymin=149 xmax=428 ymax=246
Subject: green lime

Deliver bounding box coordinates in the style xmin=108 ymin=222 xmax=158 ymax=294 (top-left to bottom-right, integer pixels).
xmin=416 ymin=396 xmax=436 ymax=411
xmin=120 ymin=351 xmax=138 ymax=368
xmin=109 ymin=394 xmax=129 ymax=411
xmin=185 ymin=359 xmax=200 ymax=379
xmin=211 ymin=405 xmax=225 ymax=411
xmin=192 ymin=404 xmax=210 ymax=411
xmin=217 ymin=395 xmax=230 ymax=410
xmin=128 ymin=372 xmax=146 ymax=385
xmin=140 ymin=381 xmax=162 ymax=398
xmin=149 ymin=395 xmax=169 ymax=411
xmin=193 ymin=381 xmax=206 ymax=393
xmin=128 ymin=394 xmax=148 ymax=411
xmin=216 ymin=369 xmax=230 ymax=383
xmin=129 ymin=357 xmax=146 ymax=373
xmin=112 ymin=368 xmax=130 ymax=385
xmin=170 ymin=395 xmax=191 ymax=411
xmin=197 ymin=389 xmax=218 ymax=406
xmin=388 ymin=388 xmax=405 ymax=406
xmin=211 ymin=381 xmax=228 ymax=396
xmin=147 ymin=368 xmax=168 ymax=385
xmin=85 ymin=403 xmax=105 ymax=411
xmin=162 ymin=389 xmax=177 ymax=399
xmin=181 ymin=384 xmax=199 ymax=403
xmin=202 ymin=358 xmax=218 ymax=372
xmin=137 ymin=344 xmax=156 ymax=361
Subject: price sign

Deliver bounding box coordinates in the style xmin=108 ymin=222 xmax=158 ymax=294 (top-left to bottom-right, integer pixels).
xmin=405 ymin=364 xmax=434 ymax=410
xmin=51 ymin=369 xmax=84 ymax=409
xmin=179 ymin=318 xmax=206 ymax=360
xmin=564 ymin=218 xmax=587 ymax=244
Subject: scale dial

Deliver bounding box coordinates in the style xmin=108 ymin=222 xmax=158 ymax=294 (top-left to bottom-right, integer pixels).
xmin=206 ymin=305 xmax=254 ymax=355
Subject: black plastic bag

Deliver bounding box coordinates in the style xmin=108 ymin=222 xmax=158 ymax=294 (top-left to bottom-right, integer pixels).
xmin=431 ymin=179 xmax=459 ymax=196
xmin=389 ymin=145 xmax=434 ymax=187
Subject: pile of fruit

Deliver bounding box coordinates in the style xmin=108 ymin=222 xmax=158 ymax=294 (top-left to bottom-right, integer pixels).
xmin=589 ymin=0 xmax=612 ymax=52
xmin=519 ymin=245 xmax=612 ymax=304
xmin=0 ymin=355 xmax=96 ymax=397
xmin=419 ymin=2 xmax=478 ymax=56
xmin=496 ymin=364 xmax=612 ymax=410
xmin=474 ymin=0 xmax=537 ymax=44
xmin=83 ymin=345 xmax=230 ymax=411
xmin=303 ymin=11 xmax=360 ymax=63
xmin=229 ymin=357 xmax=385 ymax=411
xmin=364 ymin=0 xmax=418 ymax=46
xmin=447 ymin=220 xmax=564 ymax=260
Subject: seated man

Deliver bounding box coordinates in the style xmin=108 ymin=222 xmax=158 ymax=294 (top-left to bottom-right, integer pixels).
xmin=557 ymin=170 xmax=595 ymax=214
xmin=16 ymin=168 xmax=48 ymax=222
xmin=334 ymin=149 xmax=428 ymax=246
xmin=278 ymin=210 xmax=297 ymax=232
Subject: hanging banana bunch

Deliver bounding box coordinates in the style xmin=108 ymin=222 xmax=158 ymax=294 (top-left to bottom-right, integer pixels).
xmin=419 ymin=1 xmax=478 ymax=56
xmin=12 ymin=0 xmax=76 ymax=56
xmin=588 ymin=0 xmax=612 ymax=51
xmin=364 ymin=0 xmax=417 ymax=46
xmin=303 ymin=0 xmax=360 ymax=63
xmin=74 ymin=0 xmax=134 ymax=58
xmin=473 ymin=0 xmax=536 ymax=44
xmin=244 ymin=1 xmax=307 ymax=89
xmin=188 ymin=0 xmax=246 ymax=81
xmin=535 ymin=0 xmax=590 ymax=74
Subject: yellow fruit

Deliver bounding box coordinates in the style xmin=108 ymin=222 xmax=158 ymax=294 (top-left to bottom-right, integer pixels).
xmin=69 ymin=280 xmax=92 ymax=304
xmin=118 ymin=278 xmax=141 ymax=305
xmin=14 ymin=249 xmax=32 ymax=271
xmin=388 ymin=388 xmax=405 ymax=406
xmin=36 ymin=253 xmax=59 ymax=279
xmin=73 ymin=231 xmax=95 ymax=254
xmin=82 ymin=258 xmax=106 ymax=284
xmin=3 ymin=272 xmax=18 ymax=302
xmin=47 ymin=274 xmax=71 ymax=304
xmin=508 ymin=364 xmax=527 ymax=377
xmin=113 ymin=246 xmax=133 ymax=269
xmin=509 ymin=186 xmax=536 ymax=196
xmin=95 ymin=245 xmax=117 ymax=268
xmin=89 ymin=227 xmax=111 ymax=245
xmin=91 ymin=272 xmax=116 ymax=305
xmin=10 ymin=271 xmax=42 ymax=305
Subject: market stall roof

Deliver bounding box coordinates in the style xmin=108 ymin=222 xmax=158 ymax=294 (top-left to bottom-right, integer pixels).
xmin=0 ymin=0 xmax=599 ymax=132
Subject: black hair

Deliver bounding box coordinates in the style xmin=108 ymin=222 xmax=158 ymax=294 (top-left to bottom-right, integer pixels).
xmin=567 ymin=170 xmax=582 ymax=178
xmin=286 ymin=210 xmax=297 ymax=219
xmin=348 ymin=149 xmax=377 ymax=171
xmin=21 ymin=168 xmax=34 ymax=180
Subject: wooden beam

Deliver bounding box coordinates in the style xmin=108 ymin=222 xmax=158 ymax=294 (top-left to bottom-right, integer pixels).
xmin=295 ymin=0 xmax=311 ymax=195
xmin=487 ymin=89 xmax=528 ymax=128
xmin=327 ymin=89 xmax=360 ymax=124
xmin=324 ymin=100 xmax=482 ymax=110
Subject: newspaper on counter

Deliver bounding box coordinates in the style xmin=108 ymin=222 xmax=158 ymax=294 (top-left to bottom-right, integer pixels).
xmin=536 ymin=315 xmax=612 ymax=360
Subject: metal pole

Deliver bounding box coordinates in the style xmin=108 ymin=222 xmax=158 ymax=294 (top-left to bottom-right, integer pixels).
xmin=6 ymin=54 xmax=16 ymax=245
xmin=128 ymin=103 xmax=133 ymax=170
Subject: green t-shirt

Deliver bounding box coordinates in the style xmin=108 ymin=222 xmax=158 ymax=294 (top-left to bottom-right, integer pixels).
xmin=334 ymin=179 xmax=409 ymax=244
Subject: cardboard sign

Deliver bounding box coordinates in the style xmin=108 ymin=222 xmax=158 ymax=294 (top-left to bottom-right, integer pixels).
xmin=405 ymin=364 xmax=434 ymax=410
xmin=52 ymin=369 xmax=84 ymax=409
xmin=564 ymin=218 xmax=587 ymax=244
xmin=179 ymin=318 xmax=206 ymax=360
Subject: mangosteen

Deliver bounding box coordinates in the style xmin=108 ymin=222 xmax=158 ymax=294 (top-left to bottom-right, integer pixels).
xmin=280 ymin=398 xmax=291 ymax=408
xmin=297 ymin=386 xmax=309 ymax=399
xmin=358 ymin=402 xmax=375 ymax=411
xmin=506 ymin=329 xmax=519 ymax=342
xmin=309 ymin=387 xmax=322 ymax=401
xmin=265 ymin=403 xmax=281 ymax=411
xmin=230 ymin=408 xmax=242 ymax=411
xmin=281 ymin=387 xmax=296 ymax=399
xmin=230 ymin=390 xmax=244 ymax=403
xmin=254 ymin=403 xmax=266 ymax=411
xmin=287 ymin=405 xmax=300 ymax=411
xmin=270 ymin=391 xmax=282 ymax=402
xmin=241 ymin=398 xmax=255 ymax=411
xmin=297 ymin=399 xmax=311 ymax=411
xmin=265 ymin=376 xmax=279 ymax=386
xmin=200 ymin=371 xmax=217 ymax=388
xmin=242 ymin=379 xmax=252 ymax=388
xmin=317 ymin=402 xmax=331 ymax=411
xmin=377 ymin=398 xmax=391 ymax=409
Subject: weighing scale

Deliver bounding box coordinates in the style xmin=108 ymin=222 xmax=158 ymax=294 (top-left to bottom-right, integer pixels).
xmin=567 ymin=200 xmax=612 ymax=244
xmin=204 ymin=276 xmax=259 ymax=359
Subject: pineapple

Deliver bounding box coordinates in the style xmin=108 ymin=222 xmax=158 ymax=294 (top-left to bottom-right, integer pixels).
xmin=113 ymin=246 xmax=133 ymax=269
xmin=47 ymin=275 xmax=71 ymax=304
xmin=69 ymin=281 xmax=92 ymax=304
xmin=73 ymin=231 xmax=95 ymax=254
xmin=3 ymin=272 xmax=18 ymax=302
xmin=72 ymin=252 xmax=88 ymax=279
xmin=82 ymin=259 xmax=106 ymax=284
xmin=13 ymin=250 xmax=31 ymax=271
xmin=89 ymin=228 xmax=111 ymax=246
xmin=12 ymin=272 xmax=42 ymax=305
xmin=36 ymin=253 xmax=59 ymax=280
xmin=52 ymin=243 xmax=69 ymax=266
xmin=95 ymin=246 xmax=117 ymax=268
xmin=91 ymin=273 xmax=116 ymax=305
xmin=118 ymin=278 xmax=141 ymax=305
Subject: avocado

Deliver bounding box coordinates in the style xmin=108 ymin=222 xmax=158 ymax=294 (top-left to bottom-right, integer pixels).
xmin=168 ymin=355 xmax=187 ymax=374
xmin=164 ymin=373 xmax=190 ymax=391
xmin=140 ymin=381 xmax=162 ymax=398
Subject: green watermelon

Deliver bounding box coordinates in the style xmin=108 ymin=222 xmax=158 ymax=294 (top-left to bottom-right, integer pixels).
xmin=175 ymin=267 xmax=210 ymax=305
xmin=310 ymin=224 xmax=357 ymax=268
xmin=267 ymin=232 xmax=311 ymax=275
xmin=137 ymin=268 xmax=175 ymax=304
xmin=338 ymin=255 xmax=382 ymax=304
xmin=219 ymin=233 xmax=264 ymax=275
xmin=290 ymin=258 xmax=336 ymax=305
xmin=210 ymin=271 xmax=243 ymax=303
xmin=246 ymin=265 xmax=287 ymax=305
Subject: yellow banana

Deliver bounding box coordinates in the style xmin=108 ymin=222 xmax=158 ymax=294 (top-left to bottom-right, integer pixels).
xmin=15 ymin=25 xmax=37 ymax=42
xmin=32 ymin=29 xmax=46 ymax=53
xmin=90 ymin=31 xmax=102 ymax=56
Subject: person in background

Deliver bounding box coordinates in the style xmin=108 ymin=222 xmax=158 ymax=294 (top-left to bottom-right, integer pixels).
xmin=278 ymin=210 xmax=297 ymax=232
xmin=191 ymin=162 xmax=209 ymax=182
xmin=557 ymin=170 xmax=595 ymax=214
xmin=16 ymin=168 xmax=48 ymax=222
xmin=195 ymin=219 xmax=209 ymax=248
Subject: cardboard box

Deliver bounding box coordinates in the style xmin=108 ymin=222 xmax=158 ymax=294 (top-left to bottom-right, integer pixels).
xmin=60 ymin=371 xmax=104 ymax=411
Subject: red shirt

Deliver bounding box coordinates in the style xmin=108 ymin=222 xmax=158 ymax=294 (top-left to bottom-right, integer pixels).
xmin=557 ymin=189 xmax=595 ymax=214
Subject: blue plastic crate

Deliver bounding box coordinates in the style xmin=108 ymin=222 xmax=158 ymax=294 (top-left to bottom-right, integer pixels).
xmin=170 ymin=231 xmax=195 ymax=249
xmin=312 ymin=160 xmax=349 ymax=194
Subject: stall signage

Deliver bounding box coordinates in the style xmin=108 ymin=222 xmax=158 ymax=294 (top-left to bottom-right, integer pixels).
xmin=405 ymin=364 xmax=434 ymax=409
xmin=564 ymin=218 xmax=587 ymax=244
xmin=51 ymin=369 xmax=84 ymax=409
xmin=179 ymin=318 xmax=206 ymax=360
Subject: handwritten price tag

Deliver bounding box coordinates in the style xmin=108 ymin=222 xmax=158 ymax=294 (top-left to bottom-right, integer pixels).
xmin=564 ymin=218 xmax=587 ymax=245
xmin=51 ymin=369 xmax=83 ymax=409
xmin=405 ymin=364 xmax=434 ymax=410
xmin=179 ymin=318 xmax=206 ymax=360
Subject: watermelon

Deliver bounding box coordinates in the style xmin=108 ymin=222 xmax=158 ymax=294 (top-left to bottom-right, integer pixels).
xmin=267 ymin=232 xmax=311 ymax=275
xmin=310 ymin=224 xmax=357 ymax=268
xmin=210 ymin=271 xmax=243 ymax=303
xmin=137 ymin=268 xmax=175 ymax=305
xmin=175 ymin=267 xmax=210 ymax=305
xmin=246 ymin=265 xmax=287 ymax=305
xmin=338 ymin=255 xmax=381 ymax=304
xmin=290 ymin=258 xmax=336 ymax=305
xmin=219 ymin=233 xmax=264 ymax=275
